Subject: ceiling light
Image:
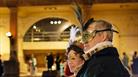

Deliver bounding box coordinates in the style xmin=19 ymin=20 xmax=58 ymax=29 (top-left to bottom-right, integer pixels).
xmin=33 ymin=25 xmax=37 ymax=29
xmin=50 ymin=21 xmax=54 ymax=24
xmin=58 ymin=20 xmax=61 ymax=24
xmin=54 ymin=21 xmax=57 ymax=24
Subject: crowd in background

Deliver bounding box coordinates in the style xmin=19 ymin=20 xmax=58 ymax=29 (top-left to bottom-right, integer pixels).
xmin=122 ymin=51 xmax=138 ymax=77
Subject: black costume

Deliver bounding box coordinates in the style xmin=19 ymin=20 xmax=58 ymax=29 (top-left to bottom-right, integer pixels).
xmin=55 ymin=54 xmax=61 ymax=71
xmin=77 ymin=47 xmax=130 ymax=77
xmin=47 ymin=54 xmax=54 ymax=70
xmin=0 ymin=59 xmax=3 ymax=77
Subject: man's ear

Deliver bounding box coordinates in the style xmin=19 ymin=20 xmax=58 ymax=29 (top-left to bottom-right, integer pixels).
xmin=101 ymin=32 xmax=108 ymax=41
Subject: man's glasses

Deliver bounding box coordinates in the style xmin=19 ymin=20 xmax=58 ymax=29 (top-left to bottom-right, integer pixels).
xmin=82 ymin=28 xmax=119 ymax=43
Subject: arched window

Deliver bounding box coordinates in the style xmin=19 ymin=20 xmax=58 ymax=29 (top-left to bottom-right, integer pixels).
xmin=23 ymin=18 xmax=72 ymax=42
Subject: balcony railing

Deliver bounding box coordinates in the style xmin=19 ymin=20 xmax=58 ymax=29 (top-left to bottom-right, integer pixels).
xmin=23 ymin=31 xmax=70 ymax=42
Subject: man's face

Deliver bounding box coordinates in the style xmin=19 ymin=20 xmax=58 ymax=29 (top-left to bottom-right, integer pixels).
xmin=83 ymin=23 xmax=103 ymax=52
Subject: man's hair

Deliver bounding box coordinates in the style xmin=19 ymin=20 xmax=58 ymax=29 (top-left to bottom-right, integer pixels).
xmin=94 ymin=20 xmax=113 ymax=41
xmin=94 ymin=20 xmax=112 ymax=30
xmin=91 ymin=20 xmax=113 ymax=42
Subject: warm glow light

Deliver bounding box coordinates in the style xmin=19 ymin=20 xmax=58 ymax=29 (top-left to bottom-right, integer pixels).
xmin=50 ymin=21 xmax=54 ymax=24
xmin=6 ymin=32 xmax=12 ymax=37
xmin=33 ymin=38 xmax=40 ymax=41
xmin=50 ymin=20 xmax=61 ymax=24
xmin=33 ymin=25 xmax=37 ymax=29
xmin=54 ymin=21 xmax=57 ymax=24
xmin=36 ymin=29 xmax=41 ymax=32
xmin=58 ymin=20 xmax=61 ymax=24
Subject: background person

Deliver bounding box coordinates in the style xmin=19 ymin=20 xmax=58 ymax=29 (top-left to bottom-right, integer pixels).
xmin=55 ymin=53 xmax=62 ymax=71
xmin=131 ymin=51 xmax=138 ymax=77
xmin=47 ymin=52 xmax=54 ymax=71
xmin=122 ymin=52 xmax=129 ymax=69
xmin=28 ymin=54 xmax=37 ymax=75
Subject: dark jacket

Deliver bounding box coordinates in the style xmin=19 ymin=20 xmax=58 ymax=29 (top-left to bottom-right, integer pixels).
xmin=77 ymin=47 xmax=130 ymax=77
xmin=0 ymin=60 xmax=3 ymax=77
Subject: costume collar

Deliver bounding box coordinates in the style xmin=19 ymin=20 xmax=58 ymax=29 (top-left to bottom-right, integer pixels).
xmin=83 ymin=41 xmax=113 ymax=61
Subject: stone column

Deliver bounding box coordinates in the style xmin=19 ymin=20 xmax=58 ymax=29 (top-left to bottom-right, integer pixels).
xmin=2 ymin=7 xmax=19 ymax=77
xmin=9 ymin=7 xmax=18 ymax=60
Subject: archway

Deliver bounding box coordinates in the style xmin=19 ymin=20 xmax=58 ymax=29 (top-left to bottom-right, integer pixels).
xmin=22 ymin=17 xmax=80 ymax=68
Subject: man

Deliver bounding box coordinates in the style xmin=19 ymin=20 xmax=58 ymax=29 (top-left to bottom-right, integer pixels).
xmin=55 ymin=53 xmax=61 ymax=71
xmin=77 ymin=19 xmax=130 ymax=77
xmin=47 ymin=52 xmax=54 ymax=70
xmin=122 ymin=52 xmax=129 ymax=69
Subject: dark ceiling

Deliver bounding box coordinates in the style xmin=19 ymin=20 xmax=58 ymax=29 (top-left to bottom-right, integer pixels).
xmin=0 ymin=0 xmax=138 ymax=7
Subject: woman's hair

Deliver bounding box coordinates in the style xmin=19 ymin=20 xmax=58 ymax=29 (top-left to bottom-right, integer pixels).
xmin=66 ymin=43 xmax=84 ymax=60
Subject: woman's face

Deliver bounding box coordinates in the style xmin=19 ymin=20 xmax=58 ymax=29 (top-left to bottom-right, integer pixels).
xmin=67 ymin=50 xmax=84 ymax=73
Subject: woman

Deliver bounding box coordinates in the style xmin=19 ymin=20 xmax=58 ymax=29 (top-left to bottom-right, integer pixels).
xmin=66 ymin=43 xmax=85 ymax=77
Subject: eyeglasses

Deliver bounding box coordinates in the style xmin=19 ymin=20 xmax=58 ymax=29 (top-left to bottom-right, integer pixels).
xmin=82 ymin=28 xmax=118 ymax=43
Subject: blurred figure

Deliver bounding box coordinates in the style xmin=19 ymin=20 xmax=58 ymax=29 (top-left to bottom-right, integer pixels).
xmin=47 ymin=52 xmax=54 ymax=71
xmin=0 ymin=54 xmax=3 ymax=77
xmin=60 ymin=59 xmax=65 ymax=77
xmin=55 ymin=53 xmax=61 ymax=71
xmin=122 ymin=52 xmax=129 ymax=69
xmin=28 ymin=54 xmax=37 ymax=76
xmin=132 ymin=51 xmax=138 ymax=61
xmin=131 ymin=51 xmax=138 ymax=77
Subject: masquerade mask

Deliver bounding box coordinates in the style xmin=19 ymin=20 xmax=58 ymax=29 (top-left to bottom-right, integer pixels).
xmin=82 ymin=28 xmax=118 ymax=43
